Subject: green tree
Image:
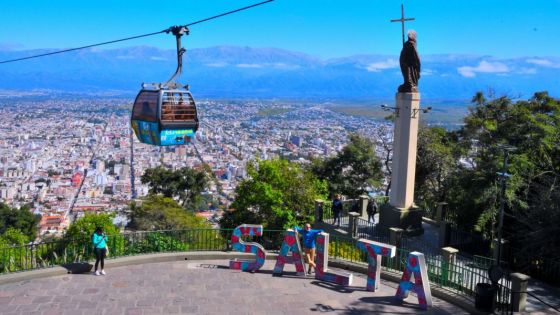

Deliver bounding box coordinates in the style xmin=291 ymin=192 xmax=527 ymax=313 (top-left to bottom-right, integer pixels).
xmin=0 ymin=227 xmax=29 ymax=246
xmin=415 ymin=126 xmax=460 ymax=210
xmin=141 ymin=166 xmax=208 ymax=209
xmin=126 ymin=232 xmax=188 ymax=254
xmin=437 ymin=91 xmax=560 ymax=271
xmin=311 ymin=133 xmax=383 ymax=198
xmin=220 ymin=158 xmax=328 ymax=230
xmin=63 ymin=213 xmax=124 ymax=260
xmin=65 ymin=213 xmax=120 ymax=241
xmin=0 ymin=228 xmax=30 ymax=272
xmin=127 ymin=195 xmax=209 ymax=231
xmin=0 ymin=203 xmax=40 ymax=240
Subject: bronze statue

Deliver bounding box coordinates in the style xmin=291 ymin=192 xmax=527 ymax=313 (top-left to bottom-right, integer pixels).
xmin=398 ymin=30 xmax=421 ymax=93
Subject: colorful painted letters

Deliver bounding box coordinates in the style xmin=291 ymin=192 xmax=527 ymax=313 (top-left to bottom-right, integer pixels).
xmin=315 ymin=232 xmax=353 ymax=285
xmin=229 ymin=224 xmax=266 ymax=272
xmin=357 ymin=239 xmax=396 ymax=291
xmin=273 ymin=229 xmax=307 ymax=276
xmin=228 ymin=224 xmax=432 ymax=310
xmin=395 ymin=251 xmax=433 ymax=309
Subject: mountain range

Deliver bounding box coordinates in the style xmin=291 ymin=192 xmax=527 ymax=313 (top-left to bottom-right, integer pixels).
xmin=0 ymin=45 xmax=558 ymax=101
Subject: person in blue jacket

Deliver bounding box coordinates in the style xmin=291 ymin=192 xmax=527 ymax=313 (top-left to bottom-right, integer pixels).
xmin=295 ymin=223 xmax=324 ymax=274
xmin=92 ymin=227 xmax=108 ymax=276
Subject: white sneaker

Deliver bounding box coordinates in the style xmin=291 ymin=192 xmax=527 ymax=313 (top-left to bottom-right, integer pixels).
xmin=101 ymin=270 xmax=106 ymax=275
xmin=95 ymin=270 xmax=101 ymax=276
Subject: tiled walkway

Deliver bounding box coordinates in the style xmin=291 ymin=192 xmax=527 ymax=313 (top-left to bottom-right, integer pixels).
xmin=0 ymin=260 xmax=469 ymax=315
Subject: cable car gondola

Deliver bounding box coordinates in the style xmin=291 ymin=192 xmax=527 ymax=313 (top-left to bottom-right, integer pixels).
xmin=131 ymin=26 xmax=199 ymax=146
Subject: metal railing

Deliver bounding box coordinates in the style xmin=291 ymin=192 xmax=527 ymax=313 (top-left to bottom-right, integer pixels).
xmin=354 ymin=217 xmax=390 ymax=243
xmin=0 ymin=229 xmax=289 ymax=274
xmin=501 ymin=290 xmax=560 ymax=314
xmin=322 ymin=196 xmax=389 ymax=226
xmin=447 ymin=225 xmax=492 ymax=257
xmin=510 ymin=252 xmax=560 ymax=286
xmin=326 ymin=233 xmax=511 ymax=301
xmin=1 ymin=228 xmax=515 ymax=309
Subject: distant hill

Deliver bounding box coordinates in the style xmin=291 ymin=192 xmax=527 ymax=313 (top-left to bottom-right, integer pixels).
xmin=0 ymin=45 xmax=558 ymax=101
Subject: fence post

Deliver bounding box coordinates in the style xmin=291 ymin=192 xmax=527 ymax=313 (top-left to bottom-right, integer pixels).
xmin=436 ymin=202 xmax=448 ymax=225
xmin=389 ymin=227 xmax=404 ymax=248
xmin=441 ymin=247 xmax=458 ymax=284
xmin=359 ymin=195 xmax=369 ymax=218
xmin=314 ymin=199 xmax=324 ymax=224
xmin=510 ymin=273 xmax=530 ymax=312
xmin=348 ymin=212 xmax=360 ymax=238
xmin=439 ymin=222 xmax=451 ymax=248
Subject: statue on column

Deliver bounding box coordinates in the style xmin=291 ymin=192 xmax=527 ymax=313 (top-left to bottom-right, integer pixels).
xmin=398 ymin=30 xmax=421 ymax=93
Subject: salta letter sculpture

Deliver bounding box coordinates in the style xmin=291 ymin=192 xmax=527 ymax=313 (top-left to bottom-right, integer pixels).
xmin=357 ymin=239 xmax=396 ymax=291
xmin=316 ymin=232 xmax=353 ymax=285
xmin=229 ymin=224 xmax=266 ymax=272
xmin=273 ymin=229 xmax=306 ymax=276
xmin=395 ymin=251 xmax=433 ymax=309
xmin=228 ymin=224 xmax=432 ymax=310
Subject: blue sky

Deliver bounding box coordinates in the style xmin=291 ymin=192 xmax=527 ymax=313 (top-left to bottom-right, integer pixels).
xmin=0 ymin=0 xmax=559 ymax=59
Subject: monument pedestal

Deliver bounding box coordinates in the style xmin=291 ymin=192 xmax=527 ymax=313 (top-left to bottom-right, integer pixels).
xmin=379 ymin=92 xmax=424 ymax=236
xmin=379 ymin=203 xmax=424 ymax=236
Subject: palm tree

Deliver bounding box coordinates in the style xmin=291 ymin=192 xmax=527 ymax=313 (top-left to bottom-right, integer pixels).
xmin=471 ymin=91 xmax=486 ymax=106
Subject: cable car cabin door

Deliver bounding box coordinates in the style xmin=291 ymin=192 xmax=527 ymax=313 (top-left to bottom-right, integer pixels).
xmin=159 ymin=90 xmax=198 ymax=146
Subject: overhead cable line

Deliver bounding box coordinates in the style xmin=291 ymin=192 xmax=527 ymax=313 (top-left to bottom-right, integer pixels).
xmin=0 ymin=0 xmax=274 ymax=65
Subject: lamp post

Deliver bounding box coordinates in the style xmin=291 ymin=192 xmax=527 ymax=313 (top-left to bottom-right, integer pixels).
xmin=495 ymin=144 xmax=515 ymax=265
xmin=487 ymin=144 xmax=515 ymax=308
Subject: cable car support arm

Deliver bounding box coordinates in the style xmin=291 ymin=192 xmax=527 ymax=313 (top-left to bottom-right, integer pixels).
xmin=164 ymin=26 xmax=189 ymax=88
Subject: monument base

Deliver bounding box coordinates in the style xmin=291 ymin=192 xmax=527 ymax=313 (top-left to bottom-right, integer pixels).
xmin=378 ymin=203 xmax=424 ymax=236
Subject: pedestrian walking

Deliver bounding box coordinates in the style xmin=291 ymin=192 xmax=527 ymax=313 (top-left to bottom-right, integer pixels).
xmin=332 ymin=194 xmax=343 ymax=227
xmin=367 ymin=198 xmax=378 ymax=224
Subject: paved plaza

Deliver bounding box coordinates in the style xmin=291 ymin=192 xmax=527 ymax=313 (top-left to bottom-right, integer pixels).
xmin=0 ymin=260 xmax=469 ymax=315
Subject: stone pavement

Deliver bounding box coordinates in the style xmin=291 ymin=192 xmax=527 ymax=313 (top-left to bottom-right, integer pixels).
xmin=0 ymin=260 xmax=470 ymax=315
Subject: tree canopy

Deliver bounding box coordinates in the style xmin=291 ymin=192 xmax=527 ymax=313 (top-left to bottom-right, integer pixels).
xmin=0 ymin=227 xmax=29 ymax=247
xmin=415 ymin=126 xmax=461 ymax=210
xmin=311 ymin=133 xmax=383 ymax=198
xmin=415 ymin=91 xmax=560 ymax=270
xmin=65 ymin=212 xmax=120 ymax=241
xmin=0 ymin=203 xmax=40 ymax=240
xmin=220 ymin=158 xmax=327 ymax=230
xmin=128 ymin=195 xmax=209 ymax=231
xmin=141 ymin=166 xmax=208 ymax=210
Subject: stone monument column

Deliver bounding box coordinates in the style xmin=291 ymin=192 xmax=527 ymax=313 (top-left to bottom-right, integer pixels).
xmin=390 ymin=92 xmax=420 ymax=208
xmin=379 ymin=92 xmax=424 ymax=236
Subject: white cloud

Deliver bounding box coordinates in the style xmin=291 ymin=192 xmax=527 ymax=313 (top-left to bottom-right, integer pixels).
xmin=366 ymin=59 xmax=399 ymax=72
xmin=526 ymin=58 xmax=560 ymax=68
xmin=273 ymin=63 xmax=300 ymax=70
xmin=518 ymin=67 xmax=537 ymax=75
xmin=457 ymin=61 xmax=509 ymax=78
xmin=116 ymin=55 xmax=135 ymax=60
xmin=150 ymin=56 xmax=168 ymax=61
xmin=236 ymin=63 xmax=263 ymax=68
xmin=421 ymin=68 xmax=436 ymax=76
xmin=205 ymin=62 xmax=228 ymax=68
